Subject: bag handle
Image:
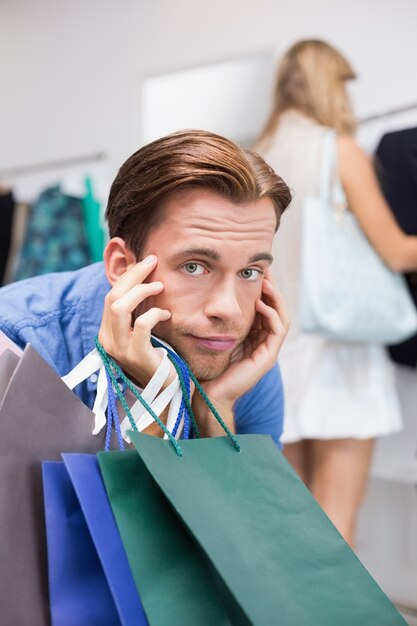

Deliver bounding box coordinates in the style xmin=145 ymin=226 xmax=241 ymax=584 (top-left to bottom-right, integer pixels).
xmin=319 ymin=131 xmax=336 ymax=201
xmin=319 ymin=131 xmax=347 ymax=207
xmin=95 ymin=337 xmax=241 ymax=455
xmin=62 ymin=344 xmax=179 ymax=437
xmin=120 ymin=374 xmax=181 ymax=441
xmin=95 ymin=337 xmax=185 ymax=455
xmin=64 ymin=336 xmax=241 ymax=456
xmin=151 ymin=337 xmax=241 ymax=454
xmin=104 ymin=368 xmax=125 ymax=451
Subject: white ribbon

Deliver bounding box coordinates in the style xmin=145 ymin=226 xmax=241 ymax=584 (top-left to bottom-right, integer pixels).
xmin=62 ymin=349 xmax=108 ymax=434
xmin=120 ymin=349 xmax=183 ymax=441
xmin=62 ymin=343 xmax=185 ymax=441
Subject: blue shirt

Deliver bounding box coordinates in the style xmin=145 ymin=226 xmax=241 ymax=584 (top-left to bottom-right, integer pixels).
xmin=0 ymin=263 xmax=284 ymax=446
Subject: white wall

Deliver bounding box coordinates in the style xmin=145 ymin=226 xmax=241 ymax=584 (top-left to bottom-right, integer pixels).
xmin=0 ymin=0 xmax=132 ymax=173
xmin=1 ymin=0 xmax=417 ymax=172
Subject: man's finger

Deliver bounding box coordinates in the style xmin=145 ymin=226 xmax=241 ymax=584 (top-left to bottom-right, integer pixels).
xmin=108 ymin=255 xmax=158 ymax=300
xmin=255 ymin=299 xmax=283 ymax=338
xmin=109 ymin=282 xmax=164 ymax=348
xmin=261 ymin=279 xmax=290 ymax=331
xmin=131 ymin=308 xmax=172 ymax=354
xmin=110 ymin=282 xmax=164 ymax=317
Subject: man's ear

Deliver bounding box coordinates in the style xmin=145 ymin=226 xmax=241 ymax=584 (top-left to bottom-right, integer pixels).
xmin=103 ymin=237 xmax=137 ymax=286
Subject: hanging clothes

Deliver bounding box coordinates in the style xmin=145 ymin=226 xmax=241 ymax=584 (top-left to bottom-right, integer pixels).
xmin=0 ymin=190 xmax=15 ymax=285
xmin=376 ymin=126 xmax=417 ymax=368
xmin=15 ymin=185 xmax=92 ymax=281
xmin=2 ymin=201 xmax=30 ymax=285
xmin=82 ymin=176 xmax=106 ymax=263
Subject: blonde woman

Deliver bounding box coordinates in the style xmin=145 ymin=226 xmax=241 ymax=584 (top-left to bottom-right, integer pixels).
xmin=255 ymin=40 xmax=417 ymax=547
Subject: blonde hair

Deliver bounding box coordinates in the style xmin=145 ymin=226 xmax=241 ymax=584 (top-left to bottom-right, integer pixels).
xmin=257 ymin=40 xmax=357 ymax=144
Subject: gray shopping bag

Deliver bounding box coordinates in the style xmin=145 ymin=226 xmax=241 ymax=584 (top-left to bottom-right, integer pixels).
xmin=0 ymin=329 xmax=22 ymax=359
xmin=0 ymin=344 xmax=112 ymax=626
xmin=0 ymin=348 xmax=20 ymax=400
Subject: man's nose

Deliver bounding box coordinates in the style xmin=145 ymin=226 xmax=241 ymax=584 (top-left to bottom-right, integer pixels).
xmin=204 ymin=281 xmax=242 ymax=321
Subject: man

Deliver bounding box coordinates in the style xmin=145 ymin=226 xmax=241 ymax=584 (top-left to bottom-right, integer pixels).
xmin=0 ymin=130 xmax=291 ymax=445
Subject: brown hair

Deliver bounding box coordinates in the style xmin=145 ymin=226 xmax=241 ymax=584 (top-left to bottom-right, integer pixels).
xmin=257 ymin=40 xmax=357 ymax=146
xmin=106 ymin=129 xmax=291 ymax=258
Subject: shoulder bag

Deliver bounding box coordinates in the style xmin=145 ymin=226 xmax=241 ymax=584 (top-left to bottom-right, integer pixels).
xmin=299 ymin=131 xmax=417 ymax=344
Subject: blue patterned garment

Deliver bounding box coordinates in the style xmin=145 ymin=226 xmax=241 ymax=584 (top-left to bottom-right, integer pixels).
xmin=15 ymin=186 xmax=91 ymax=281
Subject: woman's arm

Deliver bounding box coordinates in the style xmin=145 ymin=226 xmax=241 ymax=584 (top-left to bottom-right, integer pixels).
xmin=337 ymin=135 xmax=417 ymax=272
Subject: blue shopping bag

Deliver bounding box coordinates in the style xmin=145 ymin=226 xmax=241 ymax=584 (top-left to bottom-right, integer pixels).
xmin=42 ymin=459 xmax=147 ymax=626
xmin=62 ymin=453 xmax=147 ymax=626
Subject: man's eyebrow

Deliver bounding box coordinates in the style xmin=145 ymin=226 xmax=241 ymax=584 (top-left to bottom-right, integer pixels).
xmin=170 ymin=247 xmax=221 ymax=261
xmin=247 ymin=252 xmax=274 ymax=264
xmin=170 ymin=248 xmax=273 ymax=264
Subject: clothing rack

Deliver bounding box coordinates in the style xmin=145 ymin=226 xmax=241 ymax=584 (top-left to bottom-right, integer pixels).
xmin=0 ymin=152 xmax=106 ymax=179
xmin=360 ymin=102 xmax=417 ymax=124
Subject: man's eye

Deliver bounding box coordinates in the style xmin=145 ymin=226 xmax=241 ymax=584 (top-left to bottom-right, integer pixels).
xmin=240 ymin=268 xmax=261 ymax=281
xmin=183 ymin=262 xmax=205 ymax=275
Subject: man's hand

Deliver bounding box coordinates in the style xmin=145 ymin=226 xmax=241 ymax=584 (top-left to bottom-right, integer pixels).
xmin=193 ymin=271 xmax=290 ymax=436
xmin=98 ymin=255 xmax=172 ymax=388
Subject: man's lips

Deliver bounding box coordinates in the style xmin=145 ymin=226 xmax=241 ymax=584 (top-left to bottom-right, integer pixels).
xmin=189 ymin=335 xmax=238 ymax=352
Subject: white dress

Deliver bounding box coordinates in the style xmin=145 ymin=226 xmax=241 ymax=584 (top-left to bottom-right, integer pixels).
xmin=257 ymin=110 xmax=402 ymax=444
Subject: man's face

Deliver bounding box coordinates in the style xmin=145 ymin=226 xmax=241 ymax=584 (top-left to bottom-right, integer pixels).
xmin=139 ymin=189 xmax=276 ymax=381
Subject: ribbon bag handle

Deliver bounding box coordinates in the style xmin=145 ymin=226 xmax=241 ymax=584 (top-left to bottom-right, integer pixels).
xmin=62 ymin=336 xmax=241 ymax=456
xmin=151 ymin=337 xmax=241 ymax=454
xmin=61 ymin=343 xmax=182 ymax=446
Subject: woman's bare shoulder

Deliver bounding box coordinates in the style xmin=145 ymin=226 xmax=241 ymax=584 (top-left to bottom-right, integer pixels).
xmin=337 ymin=134 xmax=367 ymax=158
xmin=337 ymin=134 xmax=372 ymax=177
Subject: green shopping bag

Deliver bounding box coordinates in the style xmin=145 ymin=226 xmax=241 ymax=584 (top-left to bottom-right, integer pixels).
xmin=117 ymin=432 xmax=405 ymax=626
xmin=98 ymin=449 xmax=235 ymax=626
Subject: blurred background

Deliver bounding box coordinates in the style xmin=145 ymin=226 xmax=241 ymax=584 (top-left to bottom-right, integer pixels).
xmin=1 ymin=0 xmax=417 ymax=621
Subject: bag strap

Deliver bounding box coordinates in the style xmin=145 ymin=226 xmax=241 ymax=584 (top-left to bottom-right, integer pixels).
xmin=63 ymin=337 xmax=241 ymax=456
xmin=319 ymin=131 xmax=347 ymax=207
xmin=105 ymin=368 xmax=124 ymax=451
xmin=319 ymin=131 xmax=337 ymax=201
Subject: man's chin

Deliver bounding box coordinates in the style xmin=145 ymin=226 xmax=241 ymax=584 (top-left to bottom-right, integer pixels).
xmin=152 ymin=327 xmax=236 ymax=381
xmin=182 ymin=351 xmax=231 ymax=381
